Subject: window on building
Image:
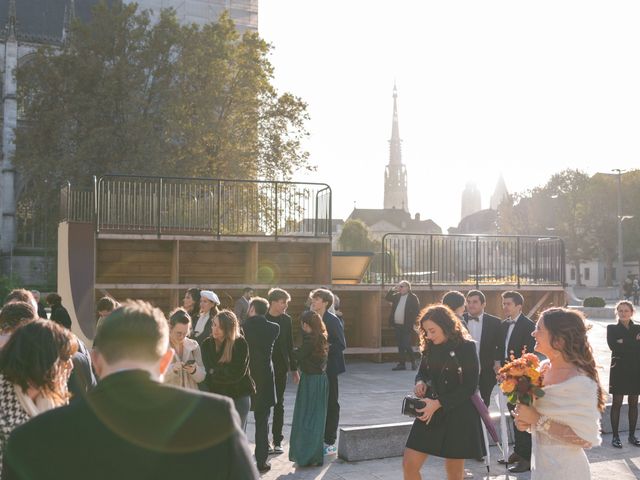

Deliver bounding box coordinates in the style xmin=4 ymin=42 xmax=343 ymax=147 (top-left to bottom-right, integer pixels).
xmin=570 ymin=268 xmax=576 ymax=281
xmin=584 ymin=268 xmax=590 ymax=281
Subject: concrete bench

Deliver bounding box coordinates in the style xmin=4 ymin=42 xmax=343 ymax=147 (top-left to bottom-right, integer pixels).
xmin=338 ymin=403 xmax=625 ymax=462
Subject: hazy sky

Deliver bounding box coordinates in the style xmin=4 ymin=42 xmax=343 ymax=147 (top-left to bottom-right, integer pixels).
xmin=260 ymin=1 xmax=640 ymax=231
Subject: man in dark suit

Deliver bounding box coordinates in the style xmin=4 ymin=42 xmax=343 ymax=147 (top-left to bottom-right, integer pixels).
xmin=463 ymin=290 xmax=503 ymax=406
xmin=265 ymin=288 xmax=298 ymax=454
xmin=243 ymin=297 xmax=280 ymax=473
xmin=385 ymin=280 xmax=420 ymax=371
xmin=499 ymin=290 xmax=536 ymax=474
xmin=2 ymin=300 xmax=258 ymax=480
xmin=310 ymin=288 xmax=346 ymax=455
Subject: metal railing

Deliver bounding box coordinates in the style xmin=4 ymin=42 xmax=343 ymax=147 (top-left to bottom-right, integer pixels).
xmin=60 ymin=175 xmax=332 ymax=238
xmin=366 ymin=233 xmax=565 ymax=287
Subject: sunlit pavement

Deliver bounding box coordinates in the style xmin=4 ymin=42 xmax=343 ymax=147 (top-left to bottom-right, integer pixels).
xmin=245 ymin=316 xmax=640 ymax=479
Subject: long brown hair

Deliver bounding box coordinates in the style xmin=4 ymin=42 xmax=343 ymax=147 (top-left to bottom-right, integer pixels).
xmin=0 ymin=319 xmax=77 ymax=404
xmin=300 ymin=310 xmax=328 ymax=359
xmin=540 ymin=307 xmax=606 ymax=412
xmin=417 ymin=304 xmax=470 ymax=354
xmin=214 ymin=310 xmax=241 ymax=364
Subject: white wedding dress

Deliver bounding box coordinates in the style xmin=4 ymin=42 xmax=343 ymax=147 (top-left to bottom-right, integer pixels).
xmin=531 ymin=375 xmax=602 ymax=480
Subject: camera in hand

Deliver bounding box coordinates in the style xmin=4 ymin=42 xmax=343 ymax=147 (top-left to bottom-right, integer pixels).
xmin=402 ymin=396 xmax=426 ymax=417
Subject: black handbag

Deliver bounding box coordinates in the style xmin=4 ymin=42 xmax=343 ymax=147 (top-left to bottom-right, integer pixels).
xmin=402 ymin=380 xmax=444 ymax=426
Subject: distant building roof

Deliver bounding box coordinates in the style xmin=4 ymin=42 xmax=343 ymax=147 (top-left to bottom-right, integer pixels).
xmin=348 ymin=208 xmax=441 ymax=234
xmin=0 ymin=0 xmax=98 ymax=44
xmin=448 ymin=208 xmax=497 ymax=235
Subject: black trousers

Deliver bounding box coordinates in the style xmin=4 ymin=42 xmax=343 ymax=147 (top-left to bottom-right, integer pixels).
xmin=479 ymin=380 xmax=495 ymax=407
xmin=254 ymin=406 xmax=271 ymax=466
xmin=507 ymin=403 xmax=531 ymax=460
xmin=272 ymin=367 xmax=288 ymax=446
xmin=394 ymin=325 xmax=413 ymax=363
xmin=324 ymin=373 xmax=340 ymax=445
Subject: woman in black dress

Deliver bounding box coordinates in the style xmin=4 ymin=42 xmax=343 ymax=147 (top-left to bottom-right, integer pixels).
xmin=607 ymin=300 xmax=640 ymax=448
xmin=403 ymin=304 xmax=484 ymax=480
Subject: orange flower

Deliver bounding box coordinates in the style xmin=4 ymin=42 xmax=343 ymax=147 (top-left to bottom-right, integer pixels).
xmin=500 ymin=378 xmax=517 ymax=393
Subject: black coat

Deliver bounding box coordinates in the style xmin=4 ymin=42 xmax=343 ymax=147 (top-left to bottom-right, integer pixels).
xmin=190 ymin=313 xmax=213 ymax=346
xmin=409 ymin=339 xmax=485 ymax=459
xmin=266 ymin=312 xmax=298 ymax=374
xmin=36 ymin=302 xmax=47 ymax=320
xmin=49 ymin=303 xmax=72 ymax=330
xmin=385 ymin=290 xmax=420 ymax=328
xmin=463 ymin=312 xmax=503 ymax=393
xmin=242 ymin=315 xmax=280 ymax=411
xmin=323 ymin=311 xmax=346 ymax=377
xmin=607 ymin=321 xmax=640 ymax=395
xmin=201 ymin=336 xmax=256 ymax=399
xmin=3 ymin=370 xmax=259 ymax=480
xmin=502 ymin=313 xmax=536 ymax=362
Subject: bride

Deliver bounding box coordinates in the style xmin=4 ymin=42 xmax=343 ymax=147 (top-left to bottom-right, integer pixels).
xmin=514 ymin=307 xmax=604 ymax=480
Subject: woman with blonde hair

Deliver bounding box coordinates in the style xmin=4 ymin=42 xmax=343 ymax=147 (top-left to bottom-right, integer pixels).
xmin=514 ymin=307 xmax=604 ymax=479
xmin=201 ymin=309 xmax=254 ymax=430
xmin=0 ymin=320 xmax=76 ymax=471
xmin=165 ymin=308 xmax=205 ymax=390
xmin=403 ymin=304 xmax=484 ymax=480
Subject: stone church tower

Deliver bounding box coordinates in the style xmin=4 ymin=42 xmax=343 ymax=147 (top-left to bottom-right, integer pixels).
xmin=383 ymin=84 xmax=408 ymax=211
xmin=461 ymin=182 xmax=481 ymax=220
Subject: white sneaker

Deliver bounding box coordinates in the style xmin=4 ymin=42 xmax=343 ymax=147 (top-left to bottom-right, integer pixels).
xmin=323 ymin=444 xmax=337 ymax=456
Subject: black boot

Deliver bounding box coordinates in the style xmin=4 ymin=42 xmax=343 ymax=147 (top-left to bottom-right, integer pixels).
xmin=612 ymin=435 xmax=622 ymax=448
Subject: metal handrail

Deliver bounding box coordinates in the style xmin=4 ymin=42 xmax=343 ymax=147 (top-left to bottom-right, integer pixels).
xmin=63 ymin=175 xmax=332 ymax=239
xmin=377 ymin=232 xmax=566 ymax=287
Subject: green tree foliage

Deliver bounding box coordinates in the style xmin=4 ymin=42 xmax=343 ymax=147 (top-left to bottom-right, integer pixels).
xmin=338 ymin=219 xmax=378 ymax=252
xmin=16 ymin=1 xmax=311 ymax=209
xmin=498 ymin=168 xmax=640 ymax=286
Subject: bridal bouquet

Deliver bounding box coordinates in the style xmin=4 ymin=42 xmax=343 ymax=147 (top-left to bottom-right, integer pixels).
xmin=498 ymin=352 xmax=544 ymax=405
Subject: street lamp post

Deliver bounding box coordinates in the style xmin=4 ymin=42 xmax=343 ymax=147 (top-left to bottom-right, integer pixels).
xmin=613 ymin=168 xmax=633 ymax=298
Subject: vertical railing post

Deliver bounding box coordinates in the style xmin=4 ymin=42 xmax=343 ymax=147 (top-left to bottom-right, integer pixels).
xmin=274 ymin=182 xmax=279 ymax=237
xmin=157 ymin=177 xmax=162 ymax=236
xmin=516 ymin=237 xmax=521 ymax=288
xmin=216 ymin=180 xmax=221 ymax=238
xmin=314 ymin=189 xmax=319 ymax=237
xmin=429 ymin=235 xmax=433 ymax=288
xmin=475 ymin=236 xmax=480 ymax=288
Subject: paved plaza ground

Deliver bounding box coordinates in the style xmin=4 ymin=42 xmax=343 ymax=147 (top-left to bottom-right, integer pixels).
xmin=244 ymin=315 xmax=640 ymax=479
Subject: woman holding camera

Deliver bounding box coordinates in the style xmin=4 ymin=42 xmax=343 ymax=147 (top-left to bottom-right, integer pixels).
xmin=201 ymin=310 xmax=255 ymax=431
xmin=403 ymin=304 xmax=484 ymax=480
xmin=164 ymin=308 xmax=205 ymax=390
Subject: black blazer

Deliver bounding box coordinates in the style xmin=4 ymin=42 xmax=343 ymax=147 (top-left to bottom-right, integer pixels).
xmin=3 ymin=370 xmax=259 ymax=480
xmin=266 ymin=312 xmax=298 ymax=373
xmin=385 ymin=290 xmax=420 ymax=328
xmin=463 ymin=312 xmax=503 ymax=390
xmin=502 ymin=313 xmax=536 ymax=362
xmin=190 ymin=313 xmax=213 ymax=346
xmin=242 ymin=315 xmax=280 ymax=411
xmin=323 ymin=311 xmax=346 ymax=376
xmin=201 ymin=336 xmax=256 ymax=400
xmin=50 ymin=304 xmax=72 ymax=330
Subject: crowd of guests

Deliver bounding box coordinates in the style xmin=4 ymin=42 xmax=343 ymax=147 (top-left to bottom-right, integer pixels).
xmin=386 ymin=281 xmax=639 ymax=480
xmin=0 ymin=282 xmax=633 ymax=479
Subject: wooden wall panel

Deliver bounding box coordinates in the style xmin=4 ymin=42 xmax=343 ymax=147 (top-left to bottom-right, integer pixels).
xmin=179 ymin=241 xmax=245 ymax=284
xmin=96 ymin=239 xmax=173 ymax=283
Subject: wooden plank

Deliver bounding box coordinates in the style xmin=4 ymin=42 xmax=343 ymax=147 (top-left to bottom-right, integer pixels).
xmin=245 ymin=242 xmax=258 ymax=284
xmin=97 ymin=233 xmax=332 ymax=244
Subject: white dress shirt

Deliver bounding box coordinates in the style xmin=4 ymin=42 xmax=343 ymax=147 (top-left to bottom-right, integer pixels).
xmin=504 ymin=318 xmax=517 ymax=360
xmin=193 ymin=313 xmax=209 ymax=337
xmin=394 ymin=295 xmax=408 ymax=325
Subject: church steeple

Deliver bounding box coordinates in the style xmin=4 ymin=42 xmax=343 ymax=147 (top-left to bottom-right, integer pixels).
xmin=384 ymin=83 xmax=408 ymax=211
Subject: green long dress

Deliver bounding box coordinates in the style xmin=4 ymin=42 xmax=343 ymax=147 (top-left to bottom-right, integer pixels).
xmin=289 ymin=335 xmax=329 ymax=467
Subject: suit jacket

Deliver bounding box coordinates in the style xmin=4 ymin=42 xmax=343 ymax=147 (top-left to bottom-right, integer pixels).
xmin=385 ymin=290 xmax=420 ymax=328
xmin=463 ymin=312 xmax=503 ymax=390
xmin=242 ymin=315 xmax=280 ymax=410
xmin=3 ymin=370 xmax=259 ymax=480
xmin=50 ymin=304 xmax=72 ymax=330
xmin=234 ymin=297 xmax=250 ymax=324
xmin=190 ymin=313 xmax=213 ymax=346
xmin=36 ymin=302 xmax=47 ymax=320
xmin=323 ymin=310 xmax=346 ymax=377
xmin=502 ymin=313 xmax=536 ymax=362
xmin=266 ymin=312 xmax=298 ymax=374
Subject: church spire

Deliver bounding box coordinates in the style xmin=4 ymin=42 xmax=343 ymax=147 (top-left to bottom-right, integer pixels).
xmin=384 ymin=83 xmax=409 ymax=212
